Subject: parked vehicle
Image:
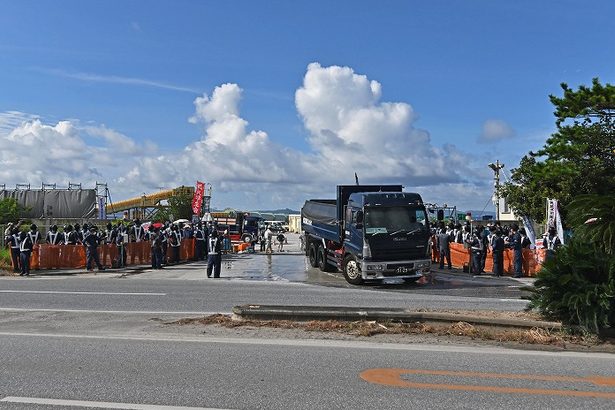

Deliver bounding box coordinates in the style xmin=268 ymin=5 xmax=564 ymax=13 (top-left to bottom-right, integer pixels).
xmin=301 ymin=185 xmax=431 ymax=285
xmin=210 ymin=211 xmax=263 ymax=243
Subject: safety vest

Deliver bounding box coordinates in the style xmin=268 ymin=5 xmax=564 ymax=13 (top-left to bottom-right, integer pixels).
xmin=47 ymin=232 xmax=59 ymax=245
xmin=208 ymin=237 xmax=219 ymax=254
xmin=28 ymin=231 xmax=39 ymax=244
xmin=19 ymin=238 xmax=31 ymax=252
xmin=10 ymin=233 xmax=20 ymax=249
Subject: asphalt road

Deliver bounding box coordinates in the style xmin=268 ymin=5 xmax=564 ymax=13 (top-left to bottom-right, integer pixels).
xmin=1 ymin=333 xmax=614 ymax=409
xmin=1 ymin=252 xmax=582 ymax=410
xmin=0 ymin=253 xmax=529 ymax=313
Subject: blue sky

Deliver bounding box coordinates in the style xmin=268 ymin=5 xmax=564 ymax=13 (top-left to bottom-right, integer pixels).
xmin=1 ymin=1 xmax=614 ymax=212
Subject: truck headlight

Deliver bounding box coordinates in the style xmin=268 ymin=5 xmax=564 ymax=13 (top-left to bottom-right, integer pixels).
xmin=366 ymin=264 xmax=384 ymax=271
xmin=363 ymin=242 xmax=372 ymax=259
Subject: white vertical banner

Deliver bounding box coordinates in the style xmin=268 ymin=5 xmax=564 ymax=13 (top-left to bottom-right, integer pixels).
xmin=521 ymin=214 xmax=536 ymax=247
xmin=546 ymin=198 xmax=565 ymax=245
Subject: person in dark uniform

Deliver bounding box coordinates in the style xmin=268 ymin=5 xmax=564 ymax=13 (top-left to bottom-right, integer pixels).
xmin=169 ymin=225 xmax=182 ymax=264
xmin=64 ymin=225 xmax=78 ymax=245
xmin=207 ymin=229 xmax=222 ymax=278
xmin=193 ymin=223 xmax=205 ymax=261
xmin=28 ymin=224 xmax=41 ymax=246
xmin=84 ymin=226 xmax=105 ymax=271
xmin=74 ymin=223 xmax=83 ymax=244
xmin=465 ymin=229 xmax=482 ymax=275
xmin=436 ymin=225 xmax=452 ymax=269
xmin=45 ymin=225 xmax=63 ymax=245
xmin=19 ymin=231 xmax=33 ymax=276
xmin=7 ymin=228 xmax=21 ymax=272
xmin=509 ymin=224 xmax=523 ymax=278
xmin=150 ymin=228 xmax=164 ymax=269
xmin=491 ymin=229 xmax=505 ymax=277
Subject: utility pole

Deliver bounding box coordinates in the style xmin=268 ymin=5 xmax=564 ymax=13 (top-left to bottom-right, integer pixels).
xmin=488 ymin=160 xmax=505 ymax=222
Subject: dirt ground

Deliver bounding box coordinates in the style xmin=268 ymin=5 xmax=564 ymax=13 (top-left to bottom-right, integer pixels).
xmin=167 ymin=311 xmax=615 ymax=354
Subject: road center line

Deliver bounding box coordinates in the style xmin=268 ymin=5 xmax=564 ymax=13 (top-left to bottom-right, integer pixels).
xmin=0 ymin=396 xmax=232 ymax=410
xmin=0 ymin=290 xmax=165 ymax=296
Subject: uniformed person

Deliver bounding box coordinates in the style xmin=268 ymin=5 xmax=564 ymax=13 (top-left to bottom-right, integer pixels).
xmin=491 ymin=229 xmax=505 ymax=277
xmin=19 ymin=231 xmax=33 ymax=276
xmin=542 ymin=227 xmax=561 ymax=261
xmin=45 ymin=225 xmax=63 ymax=245
xmin=207 ymin=229 xmax=222 ymax=278
xmin=7 ymin=228 xmax=21 ymax=272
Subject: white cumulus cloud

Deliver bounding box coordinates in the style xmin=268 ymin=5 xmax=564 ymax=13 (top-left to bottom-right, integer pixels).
xmin=479 ymin=119 xmax=515 ymax=143
xmin=1 ymin=63 xmax=495 ymax=210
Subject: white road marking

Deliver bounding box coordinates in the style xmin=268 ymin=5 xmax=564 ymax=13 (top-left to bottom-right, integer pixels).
xmin=0 ymin=331 xmax=612 ymax=359
xmin=0 ymin=290 xmax=165 ymax=296
xmin=0 ymin=396 xmax=232 ymax=410
xmin=0 ymin=307 xmax=220 ymax=315
xmin=498 ymin=298 xmax=528 ymax=303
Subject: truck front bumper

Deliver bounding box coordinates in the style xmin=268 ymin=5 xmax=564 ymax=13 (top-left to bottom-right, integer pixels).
xmin=361 ymin=259 xmax=431 ymax=280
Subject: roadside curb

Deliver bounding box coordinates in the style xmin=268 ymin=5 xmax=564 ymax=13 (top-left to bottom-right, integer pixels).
xmin=232 ymin=305 xmax=561 ymax=330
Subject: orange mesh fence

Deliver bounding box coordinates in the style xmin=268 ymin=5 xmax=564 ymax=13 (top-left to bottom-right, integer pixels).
xmin=446 ymin=242 xmax=544 ymax=276
xmin=34 ymin=239 xmax=196 ymax=270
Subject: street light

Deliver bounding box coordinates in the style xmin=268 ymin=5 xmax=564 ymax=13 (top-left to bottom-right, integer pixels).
xmin=488 ymin=160 xmax=505 ymax=221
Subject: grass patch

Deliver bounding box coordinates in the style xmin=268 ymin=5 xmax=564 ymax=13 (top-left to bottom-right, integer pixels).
xmin=0 ymin=248 xmax=15 ymax=275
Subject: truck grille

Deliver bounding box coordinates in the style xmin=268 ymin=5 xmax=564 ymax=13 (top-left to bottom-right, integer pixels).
xmin=372 ymin=248 xmax=425 ymax=261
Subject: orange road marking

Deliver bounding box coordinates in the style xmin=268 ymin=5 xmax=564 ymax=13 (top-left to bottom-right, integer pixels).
xmin=360 ymin=368 xmax=615 ymax=399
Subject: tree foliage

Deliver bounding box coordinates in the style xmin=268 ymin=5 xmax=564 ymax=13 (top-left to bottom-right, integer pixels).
xmin=0 ymin=198 xmax=20 ymax=224
xmin=567 ymin=194 xmax=615 ymax=256
xmin=501 ymin=78 xmax=615 ymax=222
xmin=152 ymin=192 xmax=193 ymax=222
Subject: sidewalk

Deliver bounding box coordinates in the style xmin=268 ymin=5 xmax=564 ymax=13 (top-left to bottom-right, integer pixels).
xmin=430 ymin=266 xmax=536 ymax=286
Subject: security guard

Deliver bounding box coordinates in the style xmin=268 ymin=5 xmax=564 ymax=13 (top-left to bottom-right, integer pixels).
xmin=206 ymin=229 xmax=222 ymax=278
xmin=45 ymin=225 xmax=62 ymax=245
xmin=7 ymin=228 xmax=21 ymax=272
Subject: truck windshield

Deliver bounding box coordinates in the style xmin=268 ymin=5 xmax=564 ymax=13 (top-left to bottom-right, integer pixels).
xmin=364 ymin=206 xmax=427 ymax=234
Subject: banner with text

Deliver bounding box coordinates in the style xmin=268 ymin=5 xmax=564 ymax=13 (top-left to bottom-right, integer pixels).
xmin=192 ymin=181 xmax=205 ymax=216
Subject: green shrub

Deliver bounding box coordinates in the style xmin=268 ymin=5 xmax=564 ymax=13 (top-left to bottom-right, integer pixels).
xmin=528 ymin=239 xmax=615 ymax=334
xmin=0 ymin=247 xmax=13 ymax=271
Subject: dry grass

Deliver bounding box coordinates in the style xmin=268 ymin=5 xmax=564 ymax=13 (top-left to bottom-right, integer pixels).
xmin=168 ymin=314 xmax=609 ymax=348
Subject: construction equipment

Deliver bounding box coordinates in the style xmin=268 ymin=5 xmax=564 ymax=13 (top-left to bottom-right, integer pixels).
xmin=105 ymin=186 xmax=195 ymax=219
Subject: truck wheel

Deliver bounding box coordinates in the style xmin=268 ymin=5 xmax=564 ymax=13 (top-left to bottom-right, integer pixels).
xmin=317 ymin=246 xmax=335 ymax=272
xmin=343 ymin=255 xmax=363 ymax=285
xmin=308 ymin=243 xmax=318 ymax=267
xmin=241 ymin=233 xmax=252 ymax=243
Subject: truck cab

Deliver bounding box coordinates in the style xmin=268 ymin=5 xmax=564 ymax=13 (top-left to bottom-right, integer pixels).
xmin=302 ymin=185 xmax=431 ymax=285
xmin=343 ymin=192 xmax=431 ymax=283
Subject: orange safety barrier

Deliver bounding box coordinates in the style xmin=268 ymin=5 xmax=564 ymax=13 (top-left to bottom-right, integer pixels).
xmin=32 ymin=239 xmax=196 ymax=270
xmin=442 ymin=242 xmax=544 ymax=276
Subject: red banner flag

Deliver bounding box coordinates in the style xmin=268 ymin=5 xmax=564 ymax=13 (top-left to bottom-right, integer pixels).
xmin=192 ymin=181 xmax=205 ymax=215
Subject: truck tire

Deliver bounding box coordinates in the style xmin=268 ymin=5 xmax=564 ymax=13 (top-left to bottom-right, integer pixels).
xmin=317 ymin=246 xmax=335 ymax=272
xmin=241 ymin=233 xmax=252 ymax=243
xmin=308 ymin=243 xmax=318 ymax=267
xmin=343 ymin=254 xmax=363 ymax=285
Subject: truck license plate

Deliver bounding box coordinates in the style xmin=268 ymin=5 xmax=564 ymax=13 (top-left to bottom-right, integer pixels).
xmin=396 ymin=267 xmax=409 ymax=273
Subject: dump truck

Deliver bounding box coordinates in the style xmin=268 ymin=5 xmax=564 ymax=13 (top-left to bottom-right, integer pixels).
xmin=301 ymin=185 xmax=431 ymax=285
